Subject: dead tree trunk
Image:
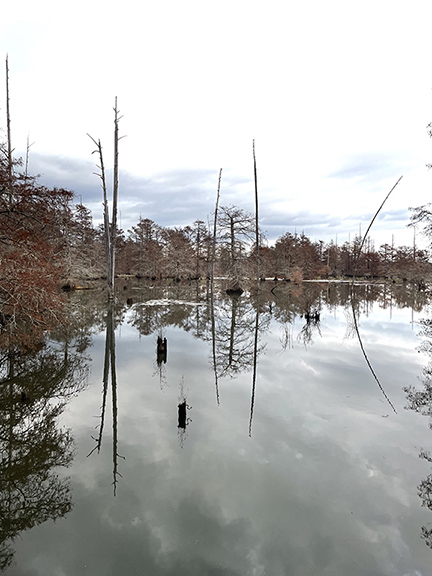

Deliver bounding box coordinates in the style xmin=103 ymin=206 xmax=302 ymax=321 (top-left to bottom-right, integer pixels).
xmin=211 ymin=169 xmax=222 ymax=286
xmin=157 ymin=336 xmax=167 ymax=365
xmin=178 ymin=401 xmax=187 ymax=429
xmin=5 ymin=55 xmax=12 ymax=185
xmin=88 ymin=98 xmax=122 ymax=300
xmin=88 ymin=135 xmax=112 ymax=297
xmin=253 ymin=139 xmax=260 ymax=282
xmin=110 ymin=98 xmax=120 ymax=296
xmin=24 ymin=134 xmax=34 ymax=181
xmin=4 ymin=55 xmax=13 ymax=210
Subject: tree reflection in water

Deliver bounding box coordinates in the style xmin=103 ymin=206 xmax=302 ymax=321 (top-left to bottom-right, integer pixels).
xmin=248 ymin=303 xmax=260 ymax=437
xmin=0 ymin=341 xmax=88 ymax=570
xmin=297 ymin=307 xmax=322 ymax=348
xmin=0 ymin=280 xmax=428 ymax=567
xmin=211 ymin=294 xmax=269 ymax=380
xmin=124 ymin=285 xmax=272 ymax=434
xmin=208 ymin=290 xmax=271 ymax=435
xmin=404 ymin=314 xmax=432 ymax=549
xmin=87 ymin=303 xmax=125 ymax=495
xmin=347 ymin=285 xmax=398 ymax=414
xmin=79 ymin=281 xmax=427 ymax=489
xmin=125 ymin=281 xmax=421 ymax=438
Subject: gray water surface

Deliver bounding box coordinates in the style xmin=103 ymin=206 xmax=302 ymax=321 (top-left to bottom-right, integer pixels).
xmin=3 ymin=283 xmax=432 ymax=575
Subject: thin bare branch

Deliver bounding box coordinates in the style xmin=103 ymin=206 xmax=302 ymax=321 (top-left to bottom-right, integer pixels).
xmin=355 ymin=175 xmax=403 ymax=268
xmin=349 ymin=176 xmax=403 ymax=414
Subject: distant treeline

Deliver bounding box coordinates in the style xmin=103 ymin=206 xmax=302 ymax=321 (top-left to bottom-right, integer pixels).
xmin=65 ymin=205 xmax=431 ymax=286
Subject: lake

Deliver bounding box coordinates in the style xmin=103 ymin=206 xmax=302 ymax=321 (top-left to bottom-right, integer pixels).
xmin=2 ymin=281 xmax=432 ymax=575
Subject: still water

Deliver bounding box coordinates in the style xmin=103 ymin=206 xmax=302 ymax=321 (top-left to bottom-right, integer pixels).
xmin=2 ymin=282 xmax=432 ymax=575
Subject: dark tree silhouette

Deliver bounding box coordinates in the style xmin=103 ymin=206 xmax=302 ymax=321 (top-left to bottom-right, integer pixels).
xmin=0 ymin=342 xmax=88 ymax=568
xmin=87 ymin=304 xmax=124 ymax=495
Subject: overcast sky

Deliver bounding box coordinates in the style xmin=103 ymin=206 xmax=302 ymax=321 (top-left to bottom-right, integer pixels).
xmin=1 ymin=0 xmax=432 ymax=247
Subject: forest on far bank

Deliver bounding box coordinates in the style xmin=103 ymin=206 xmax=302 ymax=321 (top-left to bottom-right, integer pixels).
xmin=62 ymin=204 xmax=432 ymax=286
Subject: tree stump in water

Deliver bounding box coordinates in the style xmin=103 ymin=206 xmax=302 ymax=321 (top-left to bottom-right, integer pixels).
xmin=178 ymin=400 xmax=187 ymax=429
xmin=157 ymin=337 xmax=167 ymax=365
xmin=226 ymin=283 xmax=243 ymax=295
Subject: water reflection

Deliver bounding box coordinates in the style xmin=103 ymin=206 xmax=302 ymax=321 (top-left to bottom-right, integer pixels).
xmin=211 ymin=295 xmax=269 ymax=379
xmin=87 ymin=303 xmax=124 ymax=495
xmin=347 ymin=286 xmax=398 ymax=415
xmin=154 ymin=331 xmax=168 ymax=389
xmin=109 ymin=279 xmax=429 ymax=342
xmin=0 ymin=340 xmax=88 ymax=569
xmin=177 ymin=377 xmax=192 ymax=448
xmin=6 ymin=280 xmax=431 ymax=573
xmin=157 ymin=334 xmax=168 ymax=365
xmin=109 ymin=281 xmax=426 ymax=443
xmin=404 ymin=312 xmax=432 ymax=548
xmin=297 ymin=308 xmax=322 ymax=347
xmin=87 ymin=281 xmax=426 ymax=445
xmin=248 ymin=304 xmax=260 ymax=437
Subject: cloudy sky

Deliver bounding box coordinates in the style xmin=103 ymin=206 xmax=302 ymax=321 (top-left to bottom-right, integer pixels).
xmin=1 ymin=0 xmax=432 ymax=247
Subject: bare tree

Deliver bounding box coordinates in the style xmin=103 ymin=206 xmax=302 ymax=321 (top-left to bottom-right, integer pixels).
xmin=88 ymin=136 xmax=112 ymax=293
xmin=189 ymin=220 xmax=210 ymax=279
xmin=128 ymin=218 xmax=162 ymax=278
xmin=160 ymin=227 xmax=195 ymax=280
xmin=88 ymin=98 xmax=123 ymax=299
xmin=218 ymin=205 xmax=255 ymax=292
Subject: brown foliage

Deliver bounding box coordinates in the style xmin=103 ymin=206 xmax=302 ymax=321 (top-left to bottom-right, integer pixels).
xmin=0 ymin=143 xmax=74 ymax=349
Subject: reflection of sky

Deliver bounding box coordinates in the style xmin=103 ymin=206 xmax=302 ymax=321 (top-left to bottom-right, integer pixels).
xmin=6 ymin=304 xmax=432 ymax=576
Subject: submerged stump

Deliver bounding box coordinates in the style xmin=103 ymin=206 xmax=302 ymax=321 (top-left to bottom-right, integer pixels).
xmin=178 ymin=400 xmax=187 ymax=429
xmin=226 ymin=282 xmax=244 ymax=295
xmin=157 ymin=337 xmax=167 ymax=365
